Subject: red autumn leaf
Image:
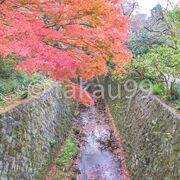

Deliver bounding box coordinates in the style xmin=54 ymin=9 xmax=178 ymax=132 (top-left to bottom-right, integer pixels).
xmin=0 ymin=0 xmax=131 ymax=105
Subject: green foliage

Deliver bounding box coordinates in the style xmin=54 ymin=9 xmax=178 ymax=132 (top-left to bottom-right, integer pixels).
xmin=0 ymin=56 xmax=52 ymax=108
xmin=127 ymin=45 xmax=180 ymax=96
xmin=128 ymin=7 xmax=180 ymax=58
xmin=152 ymin=83 xmax=166 ymax=96
xmin=0 ymin=56 xmax=29 ymax=96
xmin=56 ymin=131 xmax=78 ymax=170
xmin=0 ymin=56 xmax=17 ymax=79
xmin=52 ymin=130 xmax=79 ymax=179
xmin=0 ymin=73 xmax=45 ymax=96
xmin=174 ymin=101 xmax=180 ymax=110
xmin=166 ymin=7 xmax=180 ymax=48
xmin=124 ymin=6 xmax=180 ymax=109
xmin=119 ymin=44 xmax=180 ymax=111
xmin=135 ymin=46 xmax=179 ymax=80
xmin=128 ymin=32 xmax=165 ymax=57
xmin=0 ymin=94 xmax=7 ymax=107
xmin=128 ymin=35 xmax=150 ymax=57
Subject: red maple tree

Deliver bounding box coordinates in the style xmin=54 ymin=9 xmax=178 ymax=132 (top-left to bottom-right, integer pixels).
xmin=0 ymin=0 xmax=131 ymax=104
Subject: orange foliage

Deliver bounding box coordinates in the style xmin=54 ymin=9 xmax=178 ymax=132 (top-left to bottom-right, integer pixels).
xmin=0 ymin=0 xmax=131 ymax=105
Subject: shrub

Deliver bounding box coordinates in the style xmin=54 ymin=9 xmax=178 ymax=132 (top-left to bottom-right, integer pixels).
xmin=126 ymin=45 xmax=180 ymax=98
xmin=0 ymin=56 xmax=17 ymax=79
xmin=0 ymin=56 xmax=51 ymax=108
xmin=152 ymin=83 xmax=166 ymax=96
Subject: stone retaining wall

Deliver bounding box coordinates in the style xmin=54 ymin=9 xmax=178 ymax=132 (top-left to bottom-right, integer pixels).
xmin=103 ymin=78 xmax=180 ymax=179
xmin=0 ymin=84 xmax=74 ymax=179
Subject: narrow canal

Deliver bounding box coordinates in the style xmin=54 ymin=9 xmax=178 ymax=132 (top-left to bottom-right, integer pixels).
xmin=74 ymin=99 xmax=129 ymax=180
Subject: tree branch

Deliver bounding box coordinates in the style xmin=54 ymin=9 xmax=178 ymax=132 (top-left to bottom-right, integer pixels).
xmin=0 ymin=0 xmax=6 ymax=4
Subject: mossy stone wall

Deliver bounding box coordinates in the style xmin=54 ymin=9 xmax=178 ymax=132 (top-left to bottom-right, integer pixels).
xmin=0 ymin=84 xmax=74 ymax=179
xmin=103 ymin=78 xmax=180 ymax=179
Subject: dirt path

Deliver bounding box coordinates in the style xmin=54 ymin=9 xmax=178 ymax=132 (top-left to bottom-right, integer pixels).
xmin=74 ymin=99 xmax=130 ymax=180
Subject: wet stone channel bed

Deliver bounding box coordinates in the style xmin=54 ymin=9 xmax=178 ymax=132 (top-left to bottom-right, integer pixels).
xmin=73 ymin=99 xmax=129 ymax=180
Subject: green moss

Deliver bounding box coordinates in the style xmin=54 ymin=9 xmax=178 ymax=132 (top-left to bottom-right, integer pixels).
xmin=55 ymin=130 xmax=79 ymax=179
xmin=56 ymin=130 xmax=78 ymax=168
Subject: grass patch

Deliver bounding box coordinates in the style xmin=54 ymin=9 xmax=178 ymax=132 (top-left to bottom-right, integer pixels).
xmin=56 ymin=131 xmax=78 ymax=169
xmin=49 ymin=130 xmax=79 ymax=179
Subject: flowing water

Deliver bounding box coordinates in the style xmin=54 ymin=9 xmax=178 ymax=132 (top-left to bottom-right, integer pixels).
xmin=75 ymin=100 xmax=126 ymax=180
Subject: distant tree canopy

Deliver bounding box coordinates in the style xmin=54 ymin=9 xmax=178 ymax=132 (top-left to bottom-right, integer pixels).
xmin=128 ymin=4 xmax=180 ymax=57
xmin=122 ymin=4 xmax=180 ymax=102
